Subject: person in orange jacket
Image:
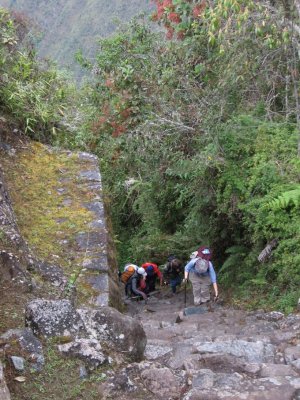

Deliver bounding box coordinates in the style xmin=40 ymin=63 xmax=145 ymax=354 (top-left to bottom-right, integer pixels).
xmin=142 ymin=262 xmax=163 ymax=293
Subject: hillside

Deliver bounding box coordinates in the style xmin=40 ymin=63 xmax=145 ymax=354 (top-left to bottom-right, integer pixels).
xmin=0 ymin=0 xmax=153 ymax=76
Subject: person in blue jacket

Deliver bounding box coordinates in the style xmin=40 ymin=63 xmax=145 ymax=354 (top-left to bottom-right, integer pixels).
xmin=183 ymin=246 xmax=218 ymax=305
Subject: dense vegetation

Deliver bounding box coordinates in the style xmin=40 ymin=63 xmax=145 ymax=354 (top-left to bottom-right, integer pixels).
xmin=1 ymin=1 xmax=300 ymax=312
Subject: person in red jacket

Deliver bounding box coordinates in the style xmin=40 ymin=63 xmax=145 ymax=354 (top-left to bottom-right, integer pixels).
xmin=142 ymin=262 xmax=163 ymax=293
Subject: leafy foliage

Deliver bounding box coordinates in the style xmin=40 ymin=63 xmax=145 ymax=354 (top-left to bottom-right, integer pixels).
xmin=268 ymin=187 xmax=300 ymax=209
xmin=73 ymin=2 xmax=300 ymax=312
xmin=0 ymin=8 xmax=73 ymax=141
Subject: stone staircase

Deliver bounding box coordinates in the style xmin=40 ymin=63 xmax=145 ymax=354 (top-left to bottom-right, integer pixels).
xmin=102 ymin=287 xmax=300 ymax=400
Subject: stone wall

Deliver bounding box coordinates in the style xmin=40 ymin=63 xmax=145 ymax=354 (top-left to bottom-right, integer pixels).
xmin=72 ymin=152 xmax=122 ymax=309
xmin=0 ymin=140 xmax=121 ymax=310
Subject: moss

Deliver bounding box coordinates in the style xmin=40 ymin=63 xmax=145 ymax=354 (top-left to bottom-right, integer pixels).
xmin=1 ymin=142 xmax=94 ymax=272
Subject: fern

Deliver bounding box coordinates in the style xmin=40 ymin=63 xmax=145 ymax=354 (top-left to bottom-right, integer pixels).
xmin=268 ymin=187 xmax=300 ymax=210
xmin=219 ymin=245 xmax=248 ymax=273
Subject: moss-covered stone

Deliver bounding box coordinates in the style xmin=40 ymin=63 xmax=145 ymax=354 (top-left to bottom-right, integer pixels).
xmin=1 ymin=142 xmax=121 ymax=309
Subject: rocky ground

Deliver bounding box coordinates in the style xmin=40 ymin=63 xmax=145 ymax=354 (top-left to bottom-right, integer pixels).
xmin=101 ymin=286 xmax=300 ymax=400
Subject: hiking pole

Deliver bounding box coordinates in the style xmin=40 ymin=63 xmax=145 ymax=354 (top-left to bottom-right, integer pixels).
xmin=184 ymin=280 xmax=187 ymax=308
xmin=184 ymin=273 xmax=189 ymax=309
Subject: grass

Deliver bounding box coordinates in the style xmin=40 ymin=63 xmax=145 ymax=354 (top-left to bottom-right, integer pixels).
xmin=6 ymin=341 xmax=106 ymax=400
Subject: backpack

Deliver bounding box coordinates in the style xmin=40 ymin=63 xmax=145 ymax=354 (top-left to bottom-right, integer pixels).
xmin=145 ymin=265 xmax=155 ymax=277
xmin=121 ymin=266 xmax=136 ymax=283
xmin=194 ymin=258 xmax=209 ymax=274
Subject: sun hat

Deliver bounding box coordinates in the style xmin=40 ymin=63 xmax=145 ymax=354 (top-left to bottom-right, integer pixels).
xmin=197 ymin=246 xmax=212 ymax=260
xmin=137 ymin=267 xmax=147 ymax=277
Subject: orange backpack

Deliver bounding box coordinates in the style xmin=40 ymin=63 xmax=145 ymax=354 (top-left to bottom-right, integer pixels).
xmin=120 ymin=266 xmax=136 ymax=283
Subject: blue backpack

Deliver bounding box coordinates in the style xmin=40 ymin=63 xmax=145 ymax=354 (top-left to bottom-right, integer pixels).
xmin=146 ymin=265 xmax=155 ymax=277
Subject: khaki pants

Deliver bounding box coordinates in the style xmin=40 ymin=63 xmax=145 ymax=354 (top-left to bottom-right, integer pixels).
xmin=189 ymin=272 xmax=211 ymax=305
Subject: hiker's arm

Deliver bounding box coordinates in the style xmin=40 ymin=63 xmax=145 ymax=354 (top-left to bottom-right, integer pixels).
xmin=208 ymin=262 xmax=217 ymax=283
xmin=183 ymin=259 xmax=195 ymax=280
xmin=208 ymin=263 xmax=218 ymax=297
xmin=213 ymin=282 xmax=218 ymax=297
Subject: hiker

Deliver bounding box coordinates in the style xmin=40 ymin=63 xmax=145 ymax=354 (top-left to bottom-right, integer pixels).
xmin=183 ymin=246 xmax=218 ymax=306
xmin=125 ymin=267 xmax=148 ymax=302
xmin=164 ymin=255 xmax=183 ymax=294
xmin=142 ymin=262 xmax=163 ymax=294
xmin=119 ymin=263 xmax=138 ymax=286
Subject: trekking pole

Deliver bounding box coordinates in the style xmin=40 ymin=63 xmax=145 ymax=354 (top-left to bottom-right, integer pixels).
xmin=184 ymin=273 xmax=188 ymax=309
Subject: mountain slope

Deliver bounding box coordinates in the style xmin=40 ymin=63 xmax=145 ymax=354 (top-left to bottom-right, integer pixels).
xmin=0 ymin=0 xmax=153 ymax=75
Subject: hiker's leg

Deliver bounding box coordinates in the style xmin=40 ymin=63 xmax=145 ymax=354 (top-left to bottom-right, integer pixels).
xmin=174 ymin=276 xmax=182 ymax=293
xmin=170 ymin=278 xmax=177 ymax=293
xmin=148 ymin=276 xmax=156 ymax=292
xmin=189 ymin=272 xmax=202 ymax=305
xmin=198 ymin=275 xmax=211 ymax=303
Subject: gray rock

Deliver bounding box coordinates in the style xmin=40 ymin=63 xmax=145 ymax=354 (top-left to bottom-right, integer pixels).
xmin=192 ymin=369 xmax=214 ymax=389
xmin=193 ymin=339 xmax=275 ymax=363
xmin=93 ymin=292 xmax=110 ymax=307
xmin=279 ymin=315 xmax=300 ymax=331
xmin=79 ymin=365 xmax=89 ymax=379
xmin=33 ymin=260 xmax=66 ymax=286
xmin=214 ymin=372 xmax=244 ymax=390
xmin=0 ymin=251 xmax=31 ymax=287
xmin=184 ymin=352 xmax=261 ymax=376
xmin=82 ymin=255 xmax=109 ymax=271
xmin=168 ymin=345 xmax=194 ymax=369
xmin=256 ymin=311 xmax=285 ymax=322
xmin=284 ymin=346 xmax=300 ymax=364
xmin=78 ymin=307 xmax=146 ymax=361
xmin=291 ymin=359 xmax=300 ymax=372
xmin=58 ymin=338 xmax=107 ymax=370
xmin=141 ymin=367 xmax=182 ymax=399
xmin=86 ymin=274 xmax=109 ymax=292
xmin=106 ymin=371 xmax=136 ymax=392
xmin=145 ymin=344 xmax=173 ymax=360
xmin=83 ymin=201 xmax=105 ymax=220
xmin=260 ymin=363 xmax=298 ymax=377
xmin=25 ymin=299 xmax=85 ymax=338
xmin=10 ymin=356 xmax=25 ymax=371
xmin=75 ymin=231 xmax=107 ymax=251
xmin=1 ymin=328 xmax=44 ymax=370
xmin=78 ymin=152 xmax=98 ymax=162
xmin=0 ymin=361 xmax=11 ymax=400
xmin=79 ymin=170 xmax=101 ymax=182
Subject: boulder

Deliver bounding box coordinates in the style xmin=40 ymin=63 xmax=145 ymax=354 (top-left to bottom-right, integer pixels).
xmin=140 ymin=367 xmax=183 ymax=399
xmin=193 ymin=339 xmax=275 ymax=363
xmin=256 ymin=311 xmax=285 ymax=322
xmin=78 ymin=307 xmax=146 ymax=361
xmin=145 ymin=344 xmax=173 ymax=360
xmin=259 ymin=363 xmax=298 ymax=377
xmin=58 ymin=338 xmax=107 ymax=370
xmin=184 ymin=352 xmax=261 ymax=376
xmin=25 ymin=299 xmax=85 ymax=338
